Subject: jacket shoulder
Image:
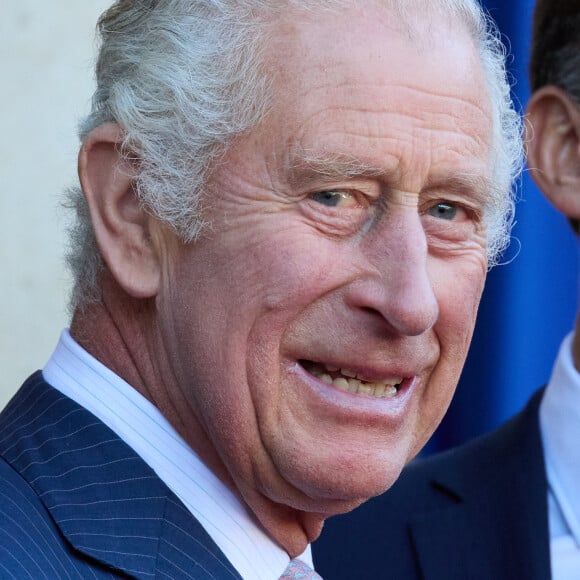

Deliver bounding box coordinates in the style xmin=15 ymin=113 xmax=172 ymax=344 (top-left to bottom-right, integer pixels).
xmin=376 ymin=386 xmax=545 ymax=510
xmin=0 ymin=373 xmax=135 ymax=578
xmin=0 ymin=456 xmax=113 ymax=577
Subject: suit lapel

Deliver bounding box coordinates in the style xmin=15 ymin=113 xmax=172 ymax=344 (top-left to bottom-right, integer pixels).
xmin=0 ymin=373 xmax=241 ymax=579
xmin=410 ymin=504 xmax=497 ymax=579
xmin=156 ymin=493 xmax=242 ymax=579
xmin=408 ymin=389 xmax=551 ymax=580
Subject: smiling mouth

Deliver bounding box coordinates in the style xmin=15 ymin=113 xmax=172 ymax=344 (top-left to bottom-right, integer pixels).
xmin=300 ymin=361 xmax=403 ymax=398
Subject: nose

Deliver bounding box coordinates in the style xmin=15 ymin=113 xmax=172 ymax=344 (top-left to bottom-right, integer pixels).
xmin=347 ymin=210 xmax=439 ymax=336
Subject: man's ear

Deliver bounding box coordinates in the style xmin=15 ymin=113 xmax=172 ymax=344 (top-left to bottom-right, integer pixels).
xmin=526 ymin=86 xmax=580 ymax=219
xmin=78 ymin=123 xmax=161 ymax=298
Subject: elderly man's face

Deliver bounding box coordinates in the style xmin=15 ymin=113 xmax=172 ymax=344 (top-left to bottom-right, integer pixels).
xmin=156 ymin=6 xmax=492 ymax=522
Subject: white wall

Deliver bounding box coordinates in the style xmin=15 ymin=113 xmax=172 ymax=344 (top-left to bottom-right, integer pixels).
xmin=0 ymin=1 xmax=110 ymax=408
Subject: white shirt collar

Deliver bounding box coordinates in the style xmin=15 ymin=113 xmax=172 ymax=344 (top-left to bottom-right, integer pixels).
xmin=43 ymin=330 xmax=314 ymax=580
xmin=540 ymin=331 xmax=580 ymax=546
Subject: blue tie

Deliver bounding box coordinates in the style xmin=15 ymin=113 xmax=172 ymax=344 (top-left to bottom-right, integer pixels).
xmin=279 ymin=558 xmax=323 ymax=579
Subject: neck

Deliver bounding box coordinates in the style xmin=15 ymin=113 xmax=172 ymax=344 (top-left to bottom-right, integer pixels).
xmin=71 ymin=280 xmax=156 ymax=399
xmin=70 ymin=270 xmax=208 ymax=465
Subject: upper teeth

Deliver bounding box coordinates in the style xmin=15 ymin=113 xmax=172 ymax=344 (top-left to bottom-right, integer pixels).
xmin=309 ymin=364 xmax=402 ymax=398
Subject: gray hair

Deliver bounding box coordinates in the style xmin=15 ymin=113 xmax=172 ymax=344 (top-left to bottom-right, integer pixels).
xmin=67 ymin=0 xmax=522 ymax=309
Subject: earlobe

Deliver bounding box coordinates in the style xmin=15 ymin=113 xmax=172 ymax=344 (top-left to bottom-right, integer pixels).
xmin=78 ymin=123 xmax=162 ymax=298
xmin=526 ymin=86 xmax=580 ymax=219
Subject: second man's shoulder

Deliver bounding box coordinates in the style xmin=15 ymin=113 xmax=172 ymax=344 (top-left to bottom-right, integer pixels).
xmin=394 ymin=385 xmax=546 ymax=508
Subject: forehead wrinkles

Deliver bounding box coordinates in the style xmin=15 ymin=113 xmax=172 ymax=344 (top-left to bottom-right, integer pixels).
xmin=282 ymin=86 xmax=491 ymax=190
xmin=290 ymin=81 xmax=491 ymax=140
xmin=277 ymin=66 xmax=492 ymax=143
xmin=260 ymin=3 xmax=494 ymax=189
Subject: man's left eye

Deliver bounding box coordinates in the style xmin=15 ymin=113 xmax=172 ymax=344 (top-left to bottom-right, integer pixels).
xmin=311 ymin=190 xmax=357 ymax=208
xmin=428 ymin=202 xmax=459 ymax=220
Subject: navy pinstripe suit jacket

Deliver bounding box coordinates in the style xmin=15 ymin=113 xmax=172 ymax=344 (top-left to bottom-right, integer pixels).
xmin=0 ymin=372 xmax=243 ymax=579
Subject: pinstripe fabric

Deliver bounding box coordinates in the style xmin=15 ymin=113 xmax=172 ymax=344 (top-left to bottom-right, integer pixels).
xmin=0 ymin=372 xmax=242 ymax=579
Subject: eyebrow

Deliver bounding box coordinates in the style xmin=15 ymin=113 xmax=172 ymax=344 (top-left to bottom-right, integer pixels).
xmin=287 ymin=150 xmax=495 ymax=207
xmin=424 ymin=174 xmax=495 ymax=208
xmin=287 ymin=151 xmax=389 ymax=189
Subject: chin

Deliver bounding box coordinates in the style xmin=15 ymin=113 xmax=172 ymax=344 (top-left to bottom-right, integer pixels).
xmin=281 ymin=454 xmax=407 ymax=514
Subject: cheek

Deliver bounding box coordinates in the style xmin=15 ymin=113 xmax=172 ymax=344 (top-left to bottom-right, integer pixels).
xmin=433 ymin=253 xmax=487 ymax=347
xmin=226 ymin=230 xmax=345 ymax=313
xmin=410 ymin=255 xmax=486 ymax=450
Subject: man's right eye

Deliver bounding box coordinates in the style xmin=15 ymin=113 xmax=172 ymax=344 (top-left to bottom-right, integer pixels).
xmin=310 ymin=190 xmax=358 ymax=208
